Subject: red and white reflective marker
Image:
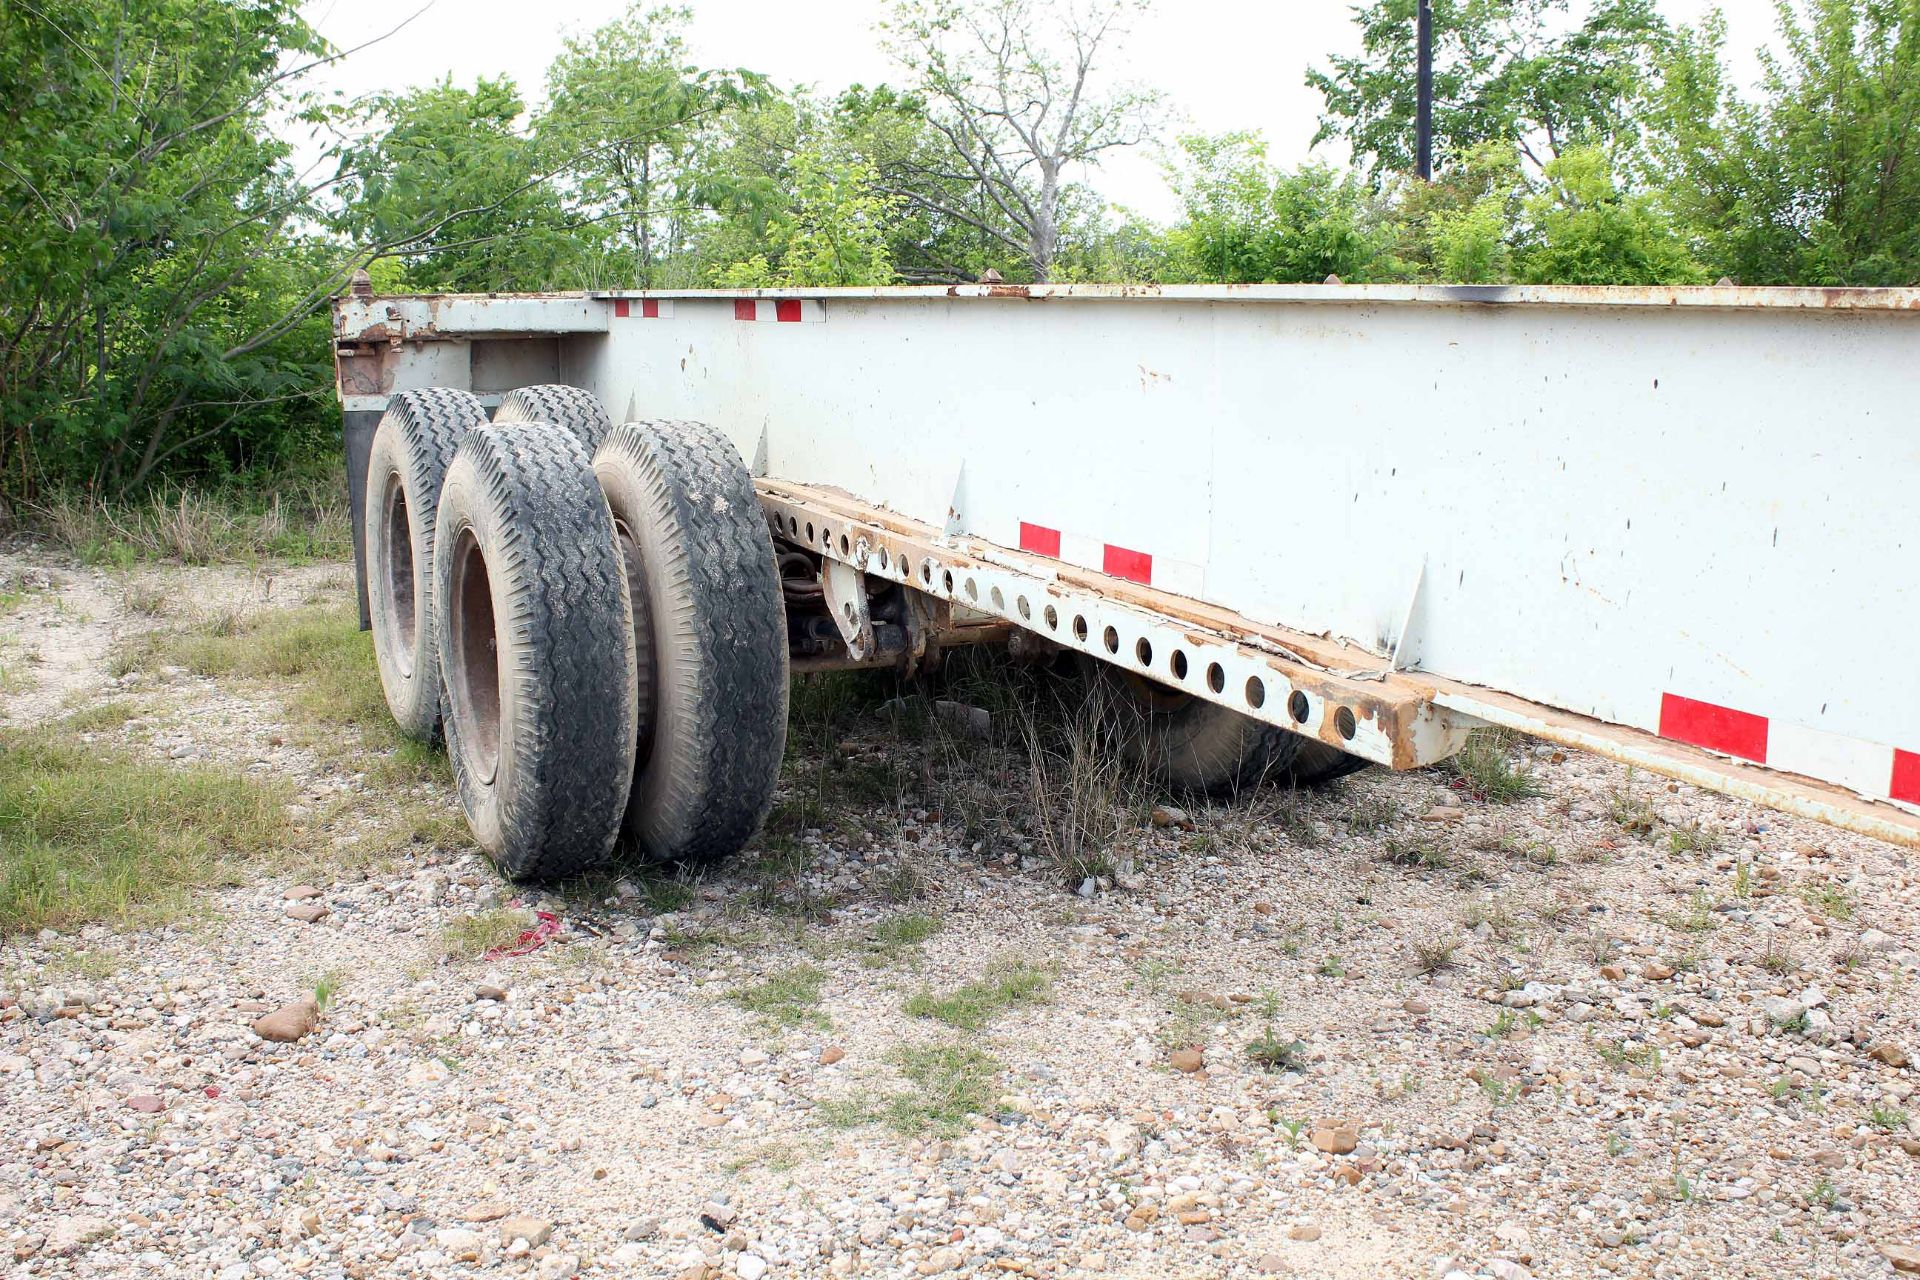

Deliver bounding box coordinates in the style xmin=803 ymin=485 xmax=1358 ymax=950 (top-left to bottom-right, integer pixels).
xmin=1017 ymin=521 xmax=1204 ymax=597
xmin=611 ymin=298 xmax=672 ymax=319
xmin=1661 ymin=691 xmax=1919 ymax=808
xmin=732 ymin=299 xmax=826 ymax=323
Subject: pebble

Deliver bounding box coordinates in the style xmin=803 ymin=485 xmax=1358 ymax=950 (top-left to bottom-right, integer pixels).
xmin=500 ymin=1215 xmax=554 ymax=1247
xmin=250 ymin=997 xmax=318 ymax=1043
xmin=1311 ymin=1126 xmax=1358 ymax=1155
xmin=820 ymin=1044 xmax=846 ymax=1065
xmin=1169 ymin=1047 xmax=1204 ymax=1073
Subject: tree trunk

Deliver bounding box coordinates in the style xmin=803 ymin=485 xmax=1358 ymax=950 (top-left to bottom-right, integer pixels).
xmin=1031 ymin=161 xmax=1060 ymax=282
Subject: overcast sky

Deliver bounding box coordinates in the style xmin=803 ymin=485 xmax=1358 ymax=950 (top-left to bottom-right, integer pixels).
xmin=296 ymin=0 xmax=1776 ymax=220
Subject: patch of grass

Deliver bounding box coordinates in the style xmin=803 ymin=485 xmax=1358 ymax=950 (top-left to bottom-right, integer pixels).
xmin=436 ymin=908 xmax=535 ymax=961
xmin=1245 ymin=1028 xmax=1308 ymax=1071
xmin=122 ymin=580 xmax=173 ymax=617
xmin=1413 ymin=938 xmax=1457 ymax=974
xmin=1243 ymin=993 xmax=1307 ymax=1072
xmin=633 ymin=873 xmax=697 ymax=914
xmin=27 ymin=472 xmax=350 ymax=567
xmin=124 ymin=603 xmax=450 ymax=789
xmin=1760 ymin=937 xmax=1799 ymax=975
xmin=1732 ymin=862 xmax=1754 ymax=899
xmin=877 ymin=861 xmax=928 ymax=904
xmin=1666 ymin=822 xmax=1720 ymax=855
xmin=59 ymin=699 xmax=140 ymax=734
xmin=1315 ymin=954 xmax=1346 ymax=978
xmin=311 ymin=971 xmax=345 ymax=1011
xmin=1342 ymin=795 xmax=1402 ymax=833
xmin=0 ymin=727 xmax=291 ymax=933
xmin=1383 ymin=835 xmax=1452 ymax=870
xmin=729 ymin=964 xmax=830 ymax=1030
xmin=1596 ymin=1037 xmax=1662 ymax=1074
xmin=1867 ymin=1104 xmax=1909 ymax=1133
xmin=904 ymin=956 xmax=1051 ymax=1029
xmin=1668 ymin=891 xmax=1719 ymax=934
xmin=875 ymin=1043 xmax=1000 ymax=1137
xmin=1484 ymin=1009 xmax=1520 ymax=1039
xmin=39 ymin=945 xmax=120 ymax=981
xmin=1022 ymin=682 xmax=1143 ymax=884
xmin=864 ymin=911 xmax=944 ymax=966
xmin=1798 ymin=880 xmax=1854 ymax=922
xmin=1607 ymin=773 xmax=1658 ymax=837
xmin=1444 ymin=729 xmax=1541 ymax=803
xmin=1463 ymin=897 xmax=1523 ymax=942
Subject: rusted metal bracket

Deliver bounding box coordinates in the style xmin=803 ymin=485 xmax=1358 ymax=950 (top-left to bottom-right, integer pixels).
xmin=820 ymin=561 xmax=875 ymax=660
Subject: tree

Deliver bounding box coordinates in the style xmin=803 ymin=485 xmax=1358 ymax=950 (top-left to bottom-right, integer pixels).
xmin=882 ymin=0 xmax=1162 ymax=280
xmin=0 ymin=0 xmax=351 ymax=494
xmin=706 ymin=143 xmax=902 ymax=287
xmin=1309 ymin=0 xmax=1675 ymax=184
xmin=1164 ymin=134 xmax=1399 ymax=283
xmin=1517 ymin=145 xmax=1705 ymax=282
xmin=1649 ymin=1 xmax=1920 ymax=285
xmin=538 ymin=4 xmax=764 ymax=286
xmin=334 ymin=77 xmax=572 ymax=292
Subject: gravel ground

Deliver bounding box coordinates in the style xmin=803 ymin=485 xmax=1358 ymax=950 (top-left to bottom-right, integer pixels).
xmin=2 ymin=547 xmax=1916 ymax=1280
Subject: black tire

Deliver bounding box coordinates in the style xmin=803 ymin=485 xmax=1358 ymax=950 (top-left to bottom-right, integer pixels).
xmin=494 ymin=384 xmax=613 ymax=451
xmin=363 ymin=388 xmax=489 ymax=741
xmin=1108 ymin=685 xmax=1305 ymax=795
xmin=433 ymin=421 xmax=638 ymax=880
xmin=593 ymin=420 xmax=788 ymax=865
xmin=1288 ymin=739 xmax=1373 ymax=786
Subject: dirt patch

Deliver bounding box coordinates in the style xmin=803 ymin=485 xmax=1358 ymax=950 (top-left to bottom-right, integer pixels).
xmin=1 ymin=549 xmax=1914 ymax=1280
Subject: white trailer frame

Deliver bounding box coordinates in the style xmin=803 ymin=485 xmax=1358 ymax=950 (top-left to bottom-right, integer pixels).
xmin=333 ymin=282 xmax=1920 ymax=849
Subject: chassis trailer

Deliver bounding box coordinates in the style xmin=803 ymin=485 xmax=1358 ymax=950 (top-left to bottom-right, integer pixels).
xmin=331 ymin=281 xmax=1920 ymax=877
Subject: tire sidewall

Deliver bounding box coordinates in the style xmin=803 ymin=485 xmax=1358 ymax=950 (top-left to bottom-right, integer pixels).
xmin=364 ymin=419 xmax=437 ymax=738
xmin=432 ymin=459 xmax=507 ymax=859
xmin=595 ymin=451 xmax=696 ymax=853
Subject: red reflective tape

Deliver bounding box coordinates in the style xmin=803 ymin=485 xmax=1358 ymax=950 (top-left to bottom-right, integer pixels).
xmin=1658 ymin=693 xmax=1769 ymax=763
xmin=613 ymin=298 xmax=630 ymax=318
xmin=1892 ymin=749 xmax=1920 ymax=805
xmin=1103 ymin=544 xmax=1153 ymax=584
xmin=1018 ymin=522 xmax=1061 ymax=557
xmin=776 ymin=299 xmax=803 ymax=323
xmin=642 ymin=298 xmax=659 ymax=319
xmin=734 ymin=299 xmax=757 ymax=321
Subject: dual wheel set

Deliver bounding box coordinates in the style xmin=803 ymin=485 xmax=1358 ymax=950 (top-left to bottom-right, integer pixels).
xmin=362 ymin=386 xmax=787 ymax=880
xmin=363 ymin=386 xmax=1367 ymax=882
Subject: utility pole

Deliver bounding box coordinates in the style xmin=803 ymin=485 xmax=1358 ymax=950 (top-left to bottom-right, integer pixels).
xmin=1416 ymin=0 xmax=1434 ymax=180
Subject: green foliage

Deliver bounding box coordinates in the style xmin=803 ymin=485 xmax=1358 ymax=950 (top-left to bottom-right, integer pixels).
xmin=336 ymin=77 xmax=572 ymax=292
xmin=1309 ymin=0 xmax=1677 ymax=183
xmin=1166 ymin=134 xmax=1399 ymax=282
xmin=0 ymin=0 xmax=342 ymax=496
xmin=1649 ymin=1 xmax=1920 ymax=285
xmin=1519 ymin=146 xmax=1707 ymax=283
xmin=708 ymin=146 xmax=900 ymax=286
xmin=538 ymin=4 xmax=766 ymax=287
